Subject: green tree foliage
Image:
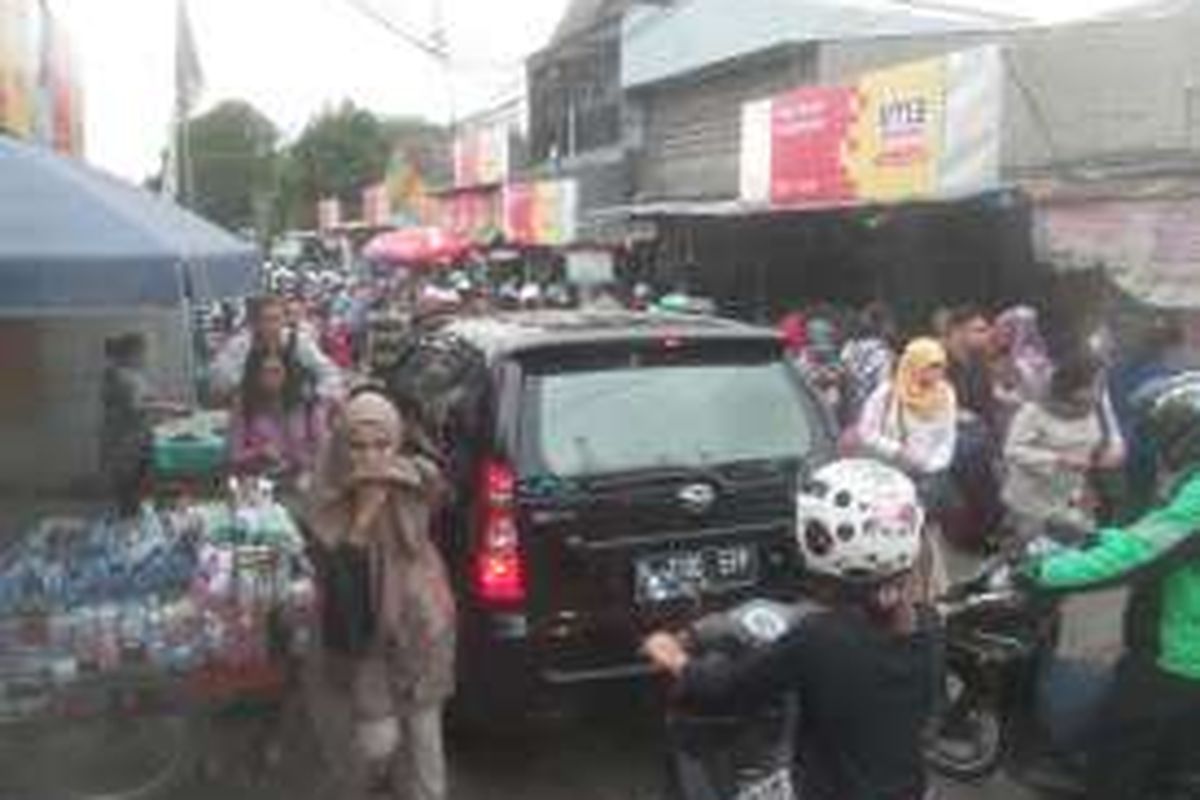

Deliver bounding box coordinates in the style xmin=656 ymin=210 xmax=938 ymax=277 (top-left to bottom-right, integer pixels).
xmin=280 ymin=100 xmax=390 ymax=228
xmin=276 ymin=102 xmax=450 ymax=230
xmin=185 ymin=100 xmax=278 ymax=235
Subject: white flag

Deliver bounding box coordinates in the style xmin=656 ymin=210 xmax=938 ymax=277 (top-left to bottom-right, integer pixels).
xmin=175 ymin=0 xmax=203 ymax=114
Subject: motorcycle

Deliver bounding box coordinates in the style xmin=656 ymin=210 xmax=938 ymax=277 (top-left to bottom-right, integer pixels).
xmin=663 ymin=596 xmax=814 ymax=800
xmin=924 ymin=537 xmax=1200 ymax=797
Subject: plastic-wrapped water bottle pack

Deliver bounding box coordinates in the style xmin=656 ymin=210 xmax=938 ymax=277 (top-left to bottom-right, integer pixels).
xmin=0 ymin=492 xmax=316 ymax=719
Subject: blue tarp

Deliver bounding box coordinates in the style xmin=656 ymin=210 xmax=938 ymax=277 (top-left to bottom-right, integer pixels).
xmin=0 ymin=135 xmax=258 ymax=311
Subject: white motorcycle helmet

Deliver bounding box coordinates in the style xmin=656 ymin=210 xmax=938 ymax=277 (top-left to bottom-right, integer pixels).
xmin=796 ymin=458 xmax=924 ymax=584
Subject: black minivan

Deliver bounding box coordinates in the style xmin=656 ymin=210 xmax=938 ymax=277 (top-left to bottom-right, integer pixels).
xmin=378 ymin=310 xmax=834 ymax=723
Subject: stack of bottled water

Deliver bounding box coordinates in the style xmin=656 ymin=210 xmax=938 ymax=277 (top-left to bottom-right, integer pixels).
xmin=0 ymin=508 xmax=201 ymax=617
xmin=0 ymin=481 xmax=315 ymax=719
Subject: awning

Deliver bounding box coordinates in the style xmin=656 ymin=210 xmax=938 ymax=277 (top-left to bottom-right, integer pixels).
xmin=0 ymin=135 xmax=258 ymax=312
xmin=1034 ymin=194 xmax=1200 ymax=308
xmin=587 ymin=186 xmax=1017 ymax=222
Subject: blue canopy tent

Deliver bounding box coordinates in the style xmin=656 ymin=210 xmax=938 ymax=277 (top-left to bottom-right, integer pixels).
xmin=0 ymin=134 xmax=257 ymax=311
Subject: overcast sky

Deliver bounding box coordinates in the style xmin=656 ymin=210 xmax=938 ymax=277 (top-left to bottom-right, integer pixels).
xmin=54 ymin=0 xmax=1149 ymax=181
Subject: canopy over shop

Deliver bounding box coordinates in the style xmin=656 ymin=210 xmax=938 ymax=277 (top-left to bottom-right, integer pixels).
xmin=600 ymin=191 xmax=1038 ymax=329
xmin=0 ymin=135 xmax=257 ymax=312
xmin=0 ymin=135 xmax=257 ymax=490
xmin=1030 ymin=176 xmax=1200 ymax=353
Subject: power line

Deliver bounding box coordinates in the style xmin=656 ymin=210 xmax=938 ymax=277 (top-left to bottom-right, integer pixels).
xmin=338 ymin=0 xmax=449 ymax=61
xmin=337 ymin=0 xmax=527 ymax=70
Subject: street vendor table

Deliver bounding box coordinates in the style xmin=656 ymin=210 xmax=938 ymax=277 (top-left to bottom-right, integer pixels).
xmin=0 ymin=493 xmax=315 ymax=799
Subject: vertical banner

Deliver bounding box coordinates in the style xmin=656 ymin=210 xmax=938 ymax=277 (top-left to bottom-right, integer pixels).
xmin=503 ymin=182 xmax=536 ymax=244
xmin=40 ymin=4 xmax=83 ymax=156
xmin=534 ymin=179 xmax=578 ymax=245
xmin=738 ymin=46 xmax=1001 ymax=207
xmin=362 ymin=183 xmax=391 ymax=227
xmin=454 ymin=123 xmax=510 ymax=187
xmin=0 ymin=0 xmax=36 ymax=138
xmin=738 ymin=98 xmax=771 ymax=204
xmin=1 ymin=0 xmax=84 ymax=155
xmin=317 ymin=198 xmax=341 ymax=231
xmin=503 ymin=179 xmax=578 ymax=246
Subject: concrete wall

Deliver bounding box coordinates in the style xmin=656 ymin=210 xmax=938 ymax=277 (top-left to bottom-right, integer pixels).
xmin=630 ymin=45 xmax=816 ymax=201
xmin=0 ymin=311 xmax=191 ymax=492
xmin=817 ymin=12 xmax=1200 ymax=177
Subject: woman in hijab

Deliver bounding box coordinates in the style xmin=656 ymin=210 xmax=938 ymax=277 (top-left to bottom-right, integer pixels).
xmin=304 ymin=391 xmax=454 ymax=800
xmin=856 ymin=338 xmax=958 ymax=481
xmin=855 ymin=338 xmax=958 ymax=600
xmin=992 ymin=306 xmax=1053 ymax=418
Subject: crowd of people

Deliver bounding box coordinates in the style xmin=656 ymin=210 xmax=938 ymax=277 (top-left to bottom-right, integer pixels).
xmin=93 ymin=266 xmax=698 ymax=800
xmin=777 ymin=301 xmax=1183 ymax=554
xmin=93 ymin=268 xmax=1200 ymax=800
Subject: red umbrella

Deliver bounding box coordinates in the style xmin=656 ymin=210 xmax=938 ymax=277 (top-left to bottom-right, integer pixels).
xmin=363 ymin=227 xmax=472 ymax=266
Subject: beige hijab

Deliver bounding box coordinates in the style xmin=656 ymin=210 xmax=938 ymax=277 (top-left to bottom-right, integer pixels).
xmin=307 ymin=392 xmax=436 ymax=550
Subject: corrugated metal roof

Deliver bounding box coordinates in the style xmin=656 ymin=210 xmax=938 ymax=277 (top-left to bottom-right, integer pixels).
xmin=1093 ymin=0 xmax=1200 ymax=18
xmin=622 ymin=0 xmax=1010 ymax=89
xmin=549 ymin=0 xmax=634 ymax=45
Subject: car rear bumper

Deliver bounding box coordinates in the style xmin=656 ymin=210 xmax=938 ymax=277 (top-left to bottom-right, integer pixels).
xmin=454 ymin=610 xmax=658 ymax=725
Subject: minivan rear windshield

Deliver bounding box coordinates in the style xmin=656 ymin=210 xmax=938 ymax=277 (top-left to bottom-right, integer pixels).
xmin=522 ymin=358 xmax=825 ymax=478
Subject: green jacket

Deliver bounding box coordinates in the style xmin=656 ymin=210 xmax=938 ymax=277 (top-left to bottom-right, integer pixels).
xmin=1030 ymin=470 xmax=1200 ymax=681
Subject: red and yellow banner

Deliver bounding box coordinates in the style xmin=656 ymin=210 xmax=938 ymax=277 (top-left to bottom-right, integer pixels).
xmin=741 ymin=47 xmax=999 ymax=207
xmin=503 ymin=179 xmax=578 ymax=246
xmin=426 ymin=188 xmax=501 ymax=242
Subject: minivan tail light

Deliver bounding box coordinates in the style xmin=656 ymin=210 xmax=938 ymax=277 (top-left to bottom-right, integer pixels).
xmin=474 ymin=459 xmax=526 ymax=606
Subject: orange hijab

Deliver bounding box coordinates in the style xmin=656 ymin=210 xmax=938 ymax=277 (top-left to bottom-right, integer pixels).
xmin=895 ymin=338 xmax=954 ymax=419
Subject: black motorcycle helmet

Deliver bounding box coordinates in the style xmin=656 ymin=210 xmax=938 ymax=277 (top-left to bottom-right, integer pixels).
xmin=1135 ymin=372 xmax=1200 ymax=474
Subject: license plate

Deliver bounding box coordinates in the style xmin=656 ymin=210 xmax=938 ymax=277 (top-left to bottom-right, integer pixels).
xmin=635 ymin=544 xmax=758 ymax=605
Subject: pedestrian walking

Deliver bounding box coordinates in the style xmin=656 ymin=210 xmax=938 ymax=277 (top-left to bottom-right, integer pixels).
xmin=1003 ymin=351 xmax=1125 ymax=543
xmin=303 ymin=391 xmax=455 ymax=800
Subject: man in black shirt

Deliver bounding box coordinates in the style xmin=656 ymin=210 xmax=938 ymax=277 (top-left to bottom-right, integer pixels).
xmin=943 ymin=306 xmax=996 ymax=430
xmin=644 ymin=459 xmax=941 ymax=800
xmin=942 ymin=306 xmax=1005 ymax=547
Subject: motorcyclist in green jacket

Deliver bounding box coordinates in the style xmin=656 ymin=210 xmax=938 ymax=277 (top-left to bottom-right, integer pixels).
xmin=1024 ymin=372 xmax=1200 ymax=799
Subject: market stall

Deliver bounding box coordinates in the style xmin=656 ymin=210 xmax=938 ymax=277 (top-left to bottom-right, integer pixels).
xmin=0 ymin=134 xmax=286 ymax=795
xmin=0 ymin=134 xmax=259 ymax=491
xmin=0 ymin=478 xmax=315 ymax=797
